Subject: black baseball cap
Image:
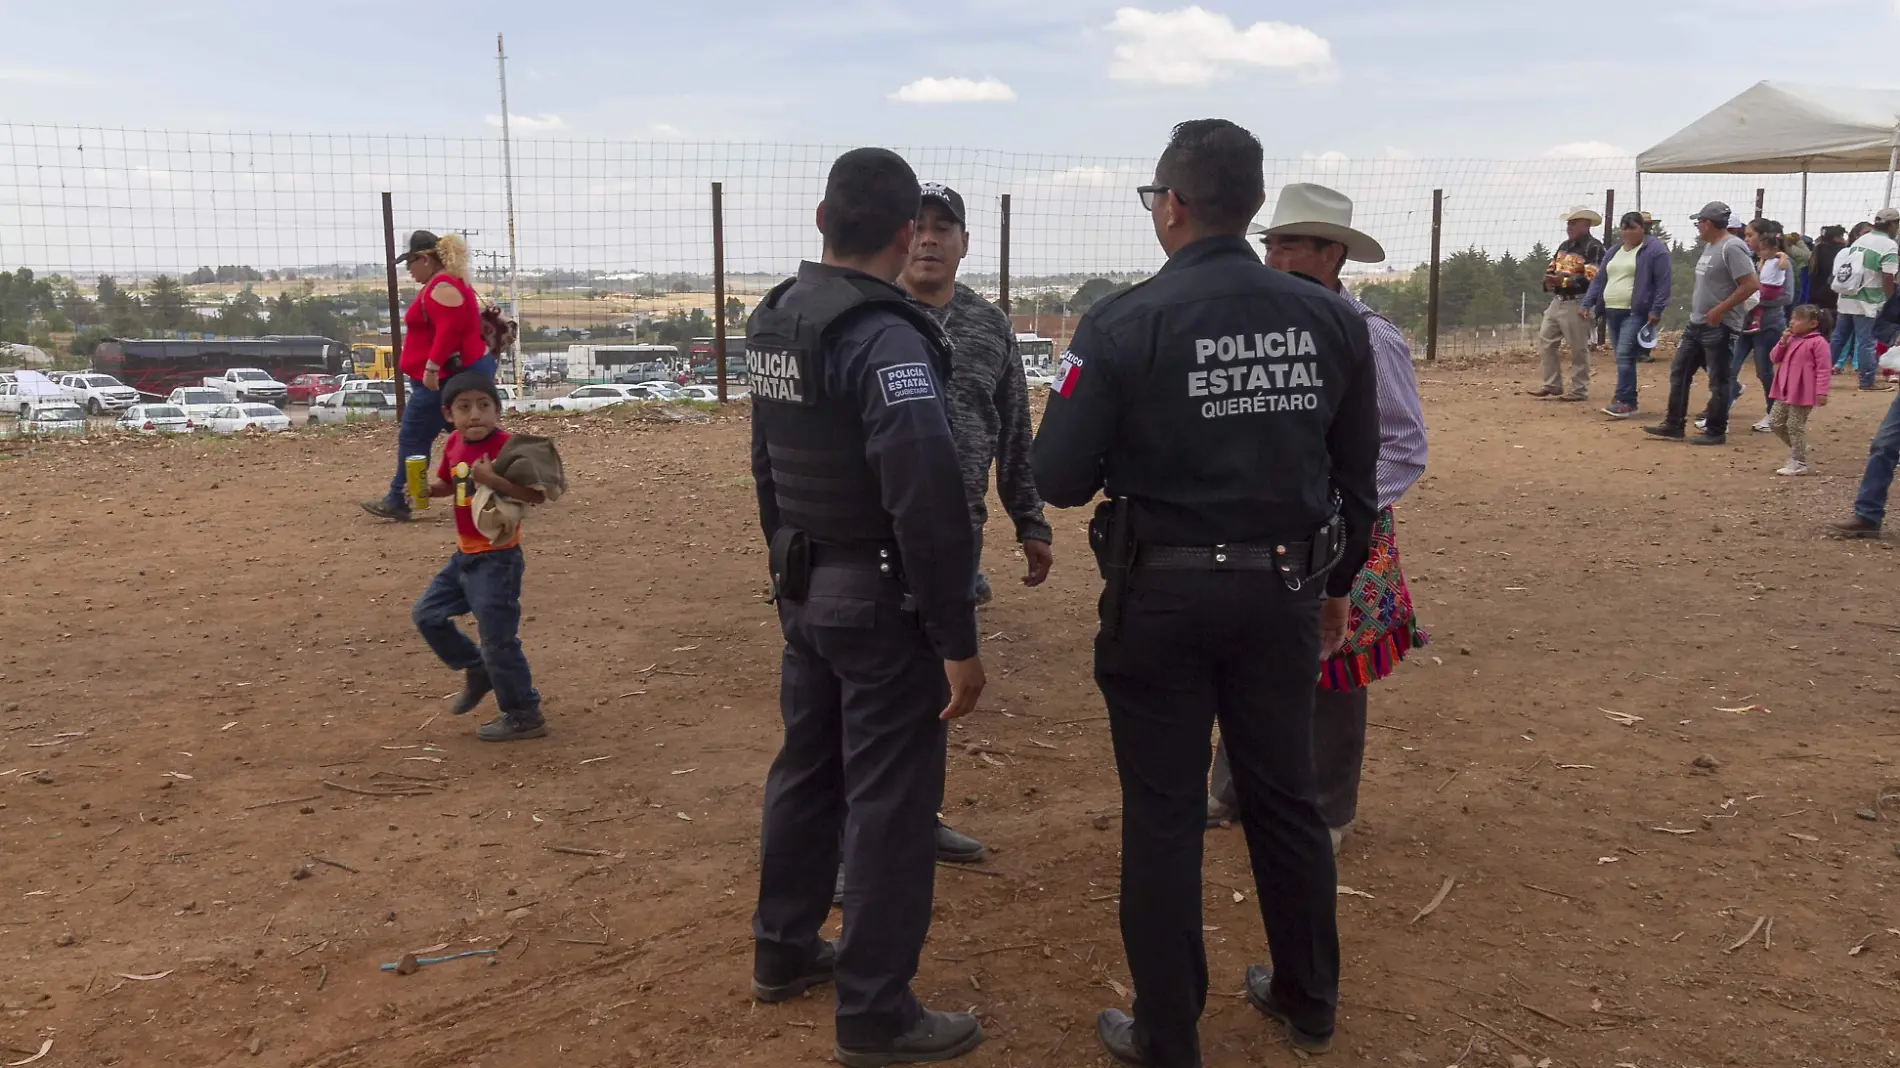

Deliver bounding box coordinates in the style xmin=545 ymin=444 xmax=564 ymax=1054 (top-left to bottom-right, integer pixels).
xmin=395 ymin=229 xmax=440 ymax=264
xmin=1691 ymin=201 xmax=1730 ymax=224
xmin=919 ymin=182 xmax=966 ymax=226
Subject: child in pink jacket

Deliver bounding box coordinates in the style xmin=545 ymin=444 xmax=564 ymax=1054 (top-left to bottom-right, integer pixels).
xmin=1768 ymin=304 xmax=1831 ymax=475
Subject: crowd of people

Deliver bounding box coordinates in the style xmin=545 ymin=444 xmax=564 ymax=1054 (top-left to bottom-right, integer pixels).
xmin=1523 ymin=198 xmax=1900 ymax=496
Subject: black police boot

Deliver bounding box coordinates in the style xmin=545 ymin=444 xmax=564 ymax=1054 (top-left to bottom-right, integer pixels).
xmin=1642 ymin=423 xmax=1685 ymax=440
xmin=934 ymin=822 xmax=986 ymax=864
xmin=449 ymin=666 xmax=492 ymax=716
xmin=1095 ymin=1009 xmax=1202 ymax=1068
xmin=476 ymin=714 xmax=547 ymax=742
xmin=834 ymin=1009 xmax=983 ymax=1068
xmin=359 ymin=498 xmax=412 ymax=521
xmin=1688 ymin=431 xmax=1726 ymax=446
xmin=751 ymin=938 xmax=836 ymax=1003
xmin=1243 ymin=965 xmax=1333 ymax=1054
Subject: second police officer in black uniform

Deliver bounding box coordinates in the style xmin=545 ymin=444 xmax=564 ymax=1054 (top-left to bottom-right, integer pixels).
xmin=745 ymin=147 xmax=989 ymax=1068
xmin=1031 ymin=120 xmax=1380 ymax=1068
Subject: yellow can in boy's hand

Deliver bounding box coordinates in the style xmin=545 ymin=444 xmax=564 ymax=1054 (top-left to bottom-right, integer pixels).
xmin=405 ymin=455 xmax=429 ymax=510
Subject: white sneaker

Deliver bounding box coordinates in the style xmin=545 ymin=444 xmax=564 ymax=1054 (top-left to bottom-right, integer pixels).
xmin=1752 ymin=416 xmax=1774 ymax=432
xmin=1776 ymin=461 xmax=1810 ymax=476
xmin=1694 ymin=416 xmax=1709 ymax=431
xmin=1329 ymin=822 xmax=1352 ymax=856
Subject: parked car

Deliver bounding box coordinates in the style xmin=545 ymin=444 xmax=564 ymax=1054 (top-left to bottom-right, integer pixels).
xmin=58 ymin=372 xmax=140 ymax=414
xmin=166 ymin=387 xmax=232 ymax=423
xmin=1024 ymin=370 xmax=1055 ymax=390
xmin=20 ymin=402 xmax=86 ymax=435
xmin=201 ymin=368 xmax=290 ymax=407
xmin=205 ymin=403 xmax=293 ymax=434
xmin=627 ymin=381 xmax=681 ymax=401
xmin=340 ymin=379 xmax=398 ymax=399
xmin=676 ymin=384 xmax=747 ymax=402
xmin=116 ymin=403 xmax=194 ymax=434
xmin=3 ymin=370 xmax=70 ymax=416
xmin=285 ymin=373 xmax=341 ymax=404
xmin=308 ymin=389 xmax=397 ymax=425
xmin=547 ymin=384 xmax=646 ymax=412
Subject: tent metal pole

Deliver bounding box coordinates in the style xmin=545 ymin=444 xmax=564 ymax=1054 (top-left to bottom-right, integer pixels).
xmin=1887 ymin=125 xmax=1900 ymax=208
xmin=1635 ymin=171 xmax=1642 ymax=213
xmin=1801 ymin=170 xmax=1808 ymax=234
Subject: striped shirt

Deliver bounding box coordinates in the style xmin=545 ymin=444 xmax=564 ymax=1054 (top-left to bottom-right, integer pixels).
xmin=1341 ymin=290 xmax=1428 ymax=509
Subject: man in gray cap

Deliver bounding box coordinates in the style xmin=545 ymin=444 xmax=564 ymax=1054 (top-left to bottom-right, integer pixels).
xmin=1644 ymin=201 xmax=1757 ymax=446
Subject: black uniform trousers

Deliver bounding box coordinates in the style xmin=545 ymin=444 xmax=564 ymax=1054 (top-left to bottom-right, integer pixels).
xmin=752 ymin=563 xmax=949 ymax=1047
xmin=1096 ymin=567 xmax=1340 ymax=1067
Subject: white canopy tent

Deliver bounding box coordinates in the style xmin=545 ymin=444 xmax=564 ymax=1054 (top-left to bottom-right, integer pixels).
xmin=1636 ymin=81 xmax=1900 ymax=231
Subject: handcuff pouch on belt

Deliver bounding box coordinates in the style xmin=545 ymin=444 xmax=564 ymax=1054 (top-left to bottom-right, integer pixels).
xmin=1088 ymin=497 xmax=1135 ymax=640
xmin=767 ymin=528 xmax=811 ymax=604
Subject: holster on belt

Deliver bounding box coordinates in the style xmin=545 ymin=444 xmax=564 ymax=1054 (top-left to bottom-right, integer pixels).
xmin=767 ymin=528 xmax=811 ymax=604
xmin=1087 ymin=497 xmax=1135 ymax=640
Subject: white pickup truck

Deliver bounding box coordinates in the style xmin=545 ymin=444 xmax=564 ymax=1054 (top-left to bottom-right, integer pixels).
xmin=202 ymin=368 xmax=290 ymax=407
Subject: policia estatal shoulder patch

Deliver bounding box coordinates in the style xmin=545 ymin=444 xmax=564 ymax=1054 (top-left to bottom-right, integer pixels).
xmin=746 ymin=343 xmax=813 ymax=405
xmin=876 ymin=362 xmax=937 ymax=405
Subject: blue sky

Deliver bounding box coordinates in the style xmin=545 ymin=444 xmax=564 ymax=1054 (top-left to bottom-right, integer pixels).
xmin=0 ymin=0 xmax=1884 ymax=158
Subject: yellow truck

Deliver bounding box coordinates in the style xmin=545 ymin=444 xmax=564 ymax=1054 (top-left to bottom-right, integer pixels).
xmin=350 ymin=344 xmax=395 ymax=380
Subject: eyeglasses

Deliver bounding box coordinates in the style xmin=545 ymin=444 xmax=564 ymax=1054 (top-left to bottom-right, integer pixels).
xmin=1137 ymin=185 xmax=1187 ymax=211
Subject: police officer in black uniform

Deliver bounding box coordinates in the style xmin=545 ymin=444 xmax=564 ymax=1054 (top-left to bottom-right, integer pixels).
xmin=1031 ymin=120 xmax=1380 ymax=1068
xmin=746 ymin=147 xmax=988 ymax=1068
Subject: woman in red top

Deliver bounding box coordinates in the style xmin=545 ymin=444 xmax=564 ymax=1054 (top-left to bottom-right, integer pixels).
xmin=362 ymin=230 xmax=500 ymax=520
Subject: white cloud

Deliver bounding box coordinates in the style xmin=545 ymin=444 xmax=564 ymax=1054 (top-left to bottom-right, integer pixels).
xmin=0 ymin=66 xmax=89 ymax=86
xmin=889 ymin=77 xmax=1017 ymax=104
xmin=484 ymin=113 xmax=566 ymax=133
xmin=651 ymin=122 xmax=683 ymax=138
xmin=1302 ymin=150 xmax=1350 ymax=167
xmin=1542 ymin=140 xmax=1629 ymax=159
xmin=1384 ymin=147 xmax=1417 ymax=161
xmin=1026 ymin=164 xmax=1147 ymax=187
xmin=1105 ymin=6 xmax=1331 ymax=87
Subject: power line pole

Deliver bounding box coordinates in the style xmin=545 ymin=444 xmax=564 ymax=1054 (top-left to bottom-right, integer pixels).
xmin=496 ymin=33 xmax=522 ymax=388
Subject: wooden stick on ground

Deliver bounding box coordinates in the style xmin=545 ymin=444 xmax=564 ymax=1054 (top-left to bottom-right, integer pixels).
xmin=1725 ymin=914 xmax=1768 ymax=953
xmin=1410 ymin=875 xmax=1456 ymax=925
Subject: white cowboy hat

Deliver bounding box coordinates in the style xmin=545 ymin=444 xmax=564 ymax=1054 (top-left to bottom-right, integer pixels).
xmin=1251 ymin=183 xmax=1385 ymax=263
xmin=1563 ymin=205 xmax=1604 ymax=225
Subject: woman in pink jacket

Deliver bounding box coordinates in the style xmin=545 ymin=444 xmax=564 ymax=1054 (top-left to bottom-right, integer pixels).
xmin=1768 ymin=304 xmax=1832 ymax=475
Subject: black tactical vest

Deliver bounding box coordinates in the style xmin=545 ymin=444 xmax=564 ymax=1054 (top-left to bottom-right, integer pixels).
xmin=746 ymin=272 xmax=953 ymax=546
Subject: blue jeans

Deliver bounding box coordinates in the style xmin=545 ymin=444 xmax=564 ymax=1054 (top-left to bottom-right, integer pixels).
xmin=1664 ymin=322 xmax=1736 ymax=435
xmin=412 ymin=546 xmax=541 ymax=719
xmin=1605 ymin=309 xmax=1642 ymax=407
xmin=382 ymin=356 xmax=499 ymax=511
xmin=1853 ymin=390 xmax=1900 ymax=527
xmin=1729 ymin=305 xmax=1786 ymax=414
xmin=1832 ymin=313 xmax=1876 ymax=386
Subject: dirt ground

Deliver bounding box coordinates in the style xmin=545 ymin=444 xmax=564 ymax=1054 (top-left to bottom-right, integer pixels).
xmin=5 ymin=357 xmax=1900 ymax=1068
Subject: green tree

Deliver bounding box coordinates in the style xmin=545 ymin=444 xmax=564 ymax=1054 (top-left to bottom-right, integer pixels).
xmin=97 ymin=274 xmax=146 ymax=336
xmin=1068 ymin=277 xmax=1129 ymax=314
xmin=145 ymin=275 xmax=191 ymax=332
xmin=725 ymin=296 xmax=746 ymax=326
xmin=216 ymin=286 xmax=265 ymax=335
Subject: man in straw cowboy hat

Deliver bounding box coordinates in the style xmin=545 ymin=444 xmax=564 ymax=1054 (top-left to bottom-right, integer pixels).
xmin=1526 ymin=206 xmax=1605 ymax=401
xmin=1207 ymin=183 xmax=1428 ymax=858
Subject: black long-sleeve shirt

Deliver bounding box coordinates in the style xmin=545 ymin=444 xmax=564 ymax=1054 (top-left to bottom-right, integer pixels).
xmin=1030 ymin=236 xmax=1379 ymax=597
xmin=751 ymin=262 xmax=978 ymax=660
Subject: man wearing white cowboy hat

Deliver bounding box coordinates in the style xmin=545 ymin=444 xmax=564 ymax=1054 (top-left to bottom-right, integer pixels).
xmin=1527 ymin=206 xmax=1606 ymax=401
xmin=1208 ymin=183 xmax=1429 ymax=858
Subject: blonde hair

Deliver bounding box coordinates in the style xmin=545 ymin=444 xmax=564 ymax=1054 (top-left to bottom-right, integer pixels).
xmin=432 ymin=232 xmax=469 ymax=279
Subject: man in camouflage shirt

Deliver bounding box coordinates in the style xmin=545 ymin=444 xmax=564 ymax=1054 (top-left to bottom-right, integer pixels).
xmin=901 ymin=183 xmax=1054 ymax=605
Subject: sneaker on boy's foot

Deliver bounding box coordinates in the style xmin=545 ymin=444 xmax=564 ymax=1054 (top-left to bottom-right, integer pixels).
xmin=450 ymin=666 xmax=492 ymax=716
xmin=1776 ymin=462 xmax=1810 ymax=476
xmin=477 ymin=715 xmax=547 ymax=742
xmin=1601 ymin=401 xmax=1638 ymax=419
xmin=1694 ymin=415 xmax=1709 ymax=431
xmin=1752 ymin=416 xmax=1775 ymax=432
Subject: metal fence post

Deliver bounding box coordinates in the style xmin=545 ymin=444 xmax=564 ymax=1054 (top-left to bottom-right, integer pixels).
xmin=1602 ymin=189 xmax=1615 ymax=246
xmin=1755 ymin=187 xmax=1765 ymax=220
xmin=1427 ymin=189 xmax=1443 ymax=363
xmin=382 ymin=192 xmax=406 ymax=417
xmin=998 ymin=193 xmax=1012 ymax=317
xmin=712 ymin=181 xmax=727 ymax=404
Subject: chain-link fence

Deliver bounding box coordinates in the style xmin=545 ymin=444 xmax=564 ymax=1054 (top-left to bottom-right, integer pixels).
xmin=3 ymin=123 xmax=1896 ymax=372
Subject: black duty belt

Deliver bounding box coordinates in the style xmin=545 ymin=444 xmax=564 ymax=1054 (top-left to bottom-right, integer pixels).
xmin=808 ymin=542 xmax=901 ymax=575
xmin=1136 ymin=539 xmax=1313 ymax=573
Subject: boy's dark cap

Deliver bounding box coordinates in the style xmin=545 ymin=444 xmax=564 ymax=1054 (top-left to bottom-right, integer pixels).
xmin=919 ymin=182 xmax=966 ymax=226
xmin=439 ymin=371 xmax=501 ymax=410
xmin=395 ymin=229 xmax=440 ymax=264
